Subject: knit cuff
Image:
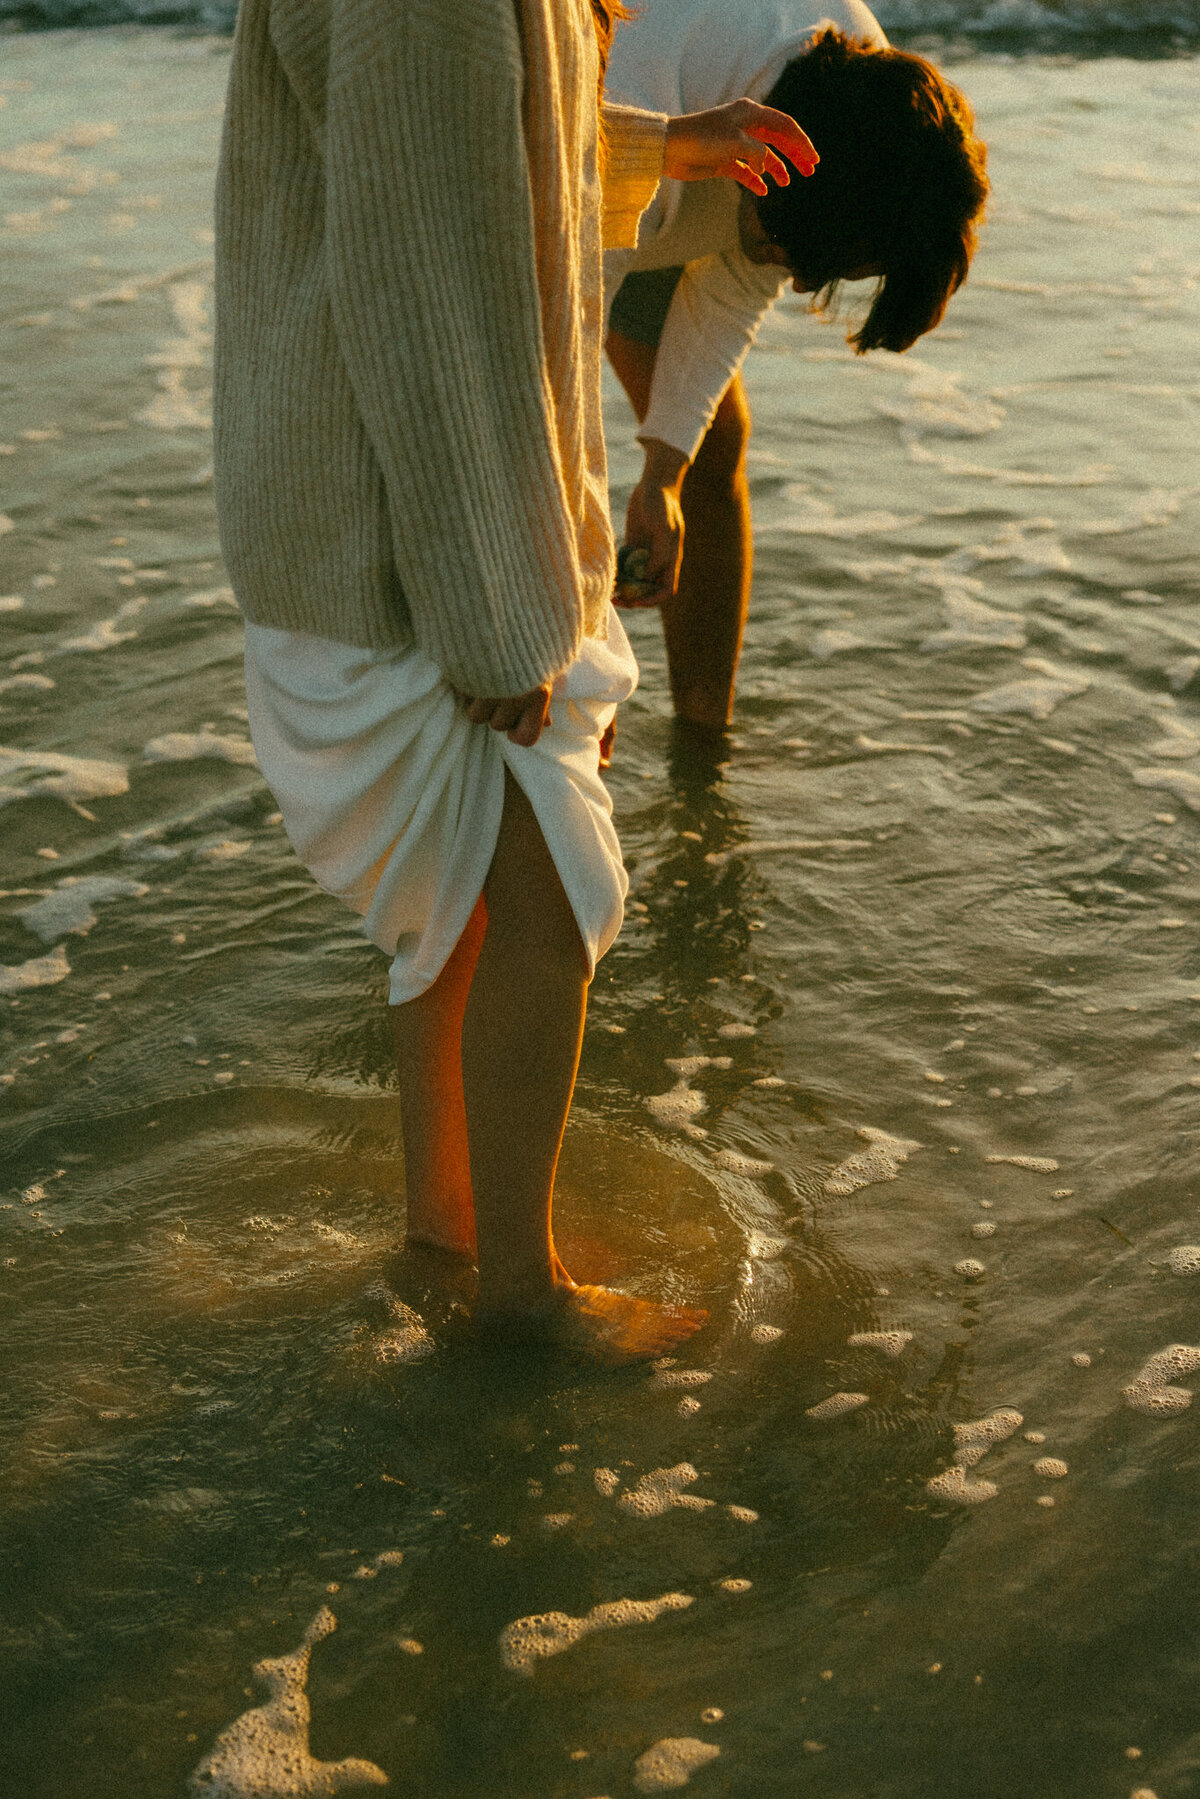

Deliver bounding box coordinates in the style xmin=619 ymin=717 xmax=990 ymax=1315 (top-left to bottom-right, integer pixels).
xmin=601 ymin=103 xmax=667 ymax=250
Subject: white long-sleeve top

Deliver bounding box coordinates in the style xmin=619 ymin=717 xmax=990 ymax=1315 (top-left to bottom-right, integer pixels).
xmin=605 ymin=0 xmax=887 ymax=462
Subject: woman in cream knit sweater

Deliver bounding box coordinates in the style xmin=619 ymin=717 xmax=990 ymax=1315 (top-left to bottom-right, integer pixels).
xmin=214 ymin=0 xmax=813 ymax=1358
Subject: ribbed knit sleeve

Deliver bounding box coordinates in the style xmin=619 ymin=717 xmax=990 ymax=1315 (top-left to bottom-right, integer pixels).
xmin=601 ymin=102 xmax=668 ymax=249
xmin=322 ymin=0 xmax=583 ymax=697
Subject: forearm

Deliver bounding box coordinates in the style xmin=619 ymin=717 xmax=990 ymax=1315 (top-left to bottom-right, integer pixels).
xmin=641 ymin=437 xmax=690 ymax=495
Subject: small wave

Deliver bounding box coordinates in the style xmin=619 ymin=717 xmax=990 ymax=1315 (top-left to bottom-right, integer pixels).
xmin=5 ymin=0 xmax=1200 ymax=44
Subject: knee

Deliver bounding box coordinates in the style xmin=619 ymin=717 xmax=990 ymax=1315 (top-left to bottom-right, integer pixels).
xmin=685 ymin=386 xmax=750 ymax=498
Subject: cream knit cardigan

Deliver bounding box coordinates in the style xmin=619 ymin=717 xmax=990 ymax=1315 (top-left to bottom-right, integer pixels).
xmin=214 ymin=0 xmax=666 ymax=697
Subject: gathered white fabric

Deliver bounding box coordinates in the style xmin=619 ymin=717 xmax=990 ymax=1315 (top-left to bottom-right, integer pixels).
xmin=243 ymin=615 xmax=638 ymax=1004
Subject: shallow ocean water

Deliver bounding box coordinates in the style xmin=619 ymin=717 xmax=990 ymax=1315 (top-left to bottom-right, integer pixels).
xmin=2 ymin=26 xmax=1200 ymax=1799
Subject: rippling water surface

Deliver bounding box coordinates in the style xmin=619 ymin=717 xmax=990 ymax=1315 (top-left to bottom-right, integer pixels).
xmin=3 ymin=29 xmax=1200 ymax=1799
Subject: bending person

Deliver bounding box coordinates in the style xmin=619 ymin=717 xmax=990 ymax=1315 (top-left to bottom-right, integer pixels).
xmin=605 ymin=0 xmax=990 ymax=731
xmin=214 ymin=0 xmax=813 ymax=1359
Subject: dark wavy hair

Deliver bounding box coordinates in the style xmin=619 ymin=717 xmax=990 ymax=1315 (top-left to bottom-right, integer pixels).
xmin=755 ymin=30 xmax=989 ymax=353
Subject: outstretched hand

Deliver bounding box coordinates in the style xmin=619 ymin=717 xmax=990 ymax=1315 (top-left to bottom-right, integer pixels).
xmin=663 ymin=98 xmax=818 ymax=195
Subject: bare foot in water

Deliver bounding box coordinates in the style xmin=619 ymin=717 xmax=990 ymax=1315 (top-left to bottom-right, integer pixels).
xmin=478 ymin=1282 xmax=706 ymax=1364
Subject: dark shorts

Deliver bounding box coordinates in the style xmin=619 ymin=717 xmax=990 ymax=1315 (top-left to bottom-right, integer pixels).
xmin=607 ymin=265 xmax=685 ymax=349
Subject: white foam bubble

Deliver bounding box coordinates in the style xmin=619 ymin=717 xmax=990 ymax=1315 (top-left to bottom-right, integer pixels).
xmin=0 ymin=745 xmax=128 ymax=807
xmin=194 ymin=838 xmax=252 ymax=863
xmin=955 ymin=1259 xmax=986 ymax=1280
xmin=953 ymin=1409 xmax=1023 ymax=1469
xmin=618 ymin=1464 xmax=715 ymax=1518
xmin=825 ymin=1127 xmax=923 ymax=1197
xmin=921 ymin=592 xmax=1026 ymax=654
xmin=499 ymin=1592 xmax=693 ymax=1674
xmin=986 ymin=1154 xmax=1060 ymax=1172
xmin=726 ymin=1504 xmax=758 ymax=1523
xmin=1123 ymin=1344 xmax=1200 ymax=1416
xmin=143 ymin=731 xmax=258 ymax=767
xmin=1167 ymin=1247 xmax=1200 ymax=1275
xmin=810 ymin=627 xmax=869 ymax=660
xmin=187 ymin=1608 xmax=387 ymax=1797
xmin=971 ymin=1221 xmax=997 ymax=1240
xmin=712 ymin=1149 xmax=773 ymax=1177
xmin=183 ymin=585 xmax=236 ymax=609
xmin=718 ymin=1578 xmax=751 ymax=1594
xmin=594 ymin=1468 xmax=621 ymax=1497
xmin=1166 ymin=657 xmax=1200 ymax=693
xmin=650 ymin=1369 xmax=712 ymax=1391
xmin=806 ymin=1391 xmax=869 ymax=1422
xmin=749 ymin=1324 xmax=784 ymax=1344
xmin=1073 ymin=1354 xmax=1093 ymax=1368
xmin=876 ymin=365 xmax=1005 ymax=441
xmin=1147 ymin=715 xmax=1200 ymax=759
xmin=375 ymin=1301 xmax=434 ymax=1365
xmin=1133 ymin=768 xmax=1200 ymax=813
xmin=647 ymin=1082 xmax=705 ymax=1129
xmin=971 ymin=662 xmax=1089 ymax=720
xmin=0 ymin=672 xmax=54 ymax=695
xmin=633 ymin=1738 xmax=720 ymax=1793
xmin=847 ymin=1331 xmax=912 ymax=1359
xmin=1078 ymin=489 xmax=1186 ymax=536
xmin=716 ymin=1022 xmax=756 ymax=1040
xmin=17 ymin=875 xmax=147 ymax=943
xmin=1033 ymin=1457 xmax=1068 ymax=1479
xmin=58 ymin=596 xmax=145 ymax=654
xmin=0 ymin=942 xmax=70 ymax=996
xmin=665 ymin=1055 xmax=730 ymax=1078
xmin=704 ymin=839 xmax=870 ymax=866
xmin=926 ymin=1465 xmax=998 ymax=1506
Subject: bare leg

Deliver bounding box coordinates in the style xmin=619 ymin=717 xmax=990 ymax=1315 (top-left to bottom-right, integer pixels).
xmin=607 ymin=330 xmax=753 ymax=732
xmin=390 ymin=897 xmax=486 ymax=1257
xmin=461 ymin=767 xmax=706 ymax=1359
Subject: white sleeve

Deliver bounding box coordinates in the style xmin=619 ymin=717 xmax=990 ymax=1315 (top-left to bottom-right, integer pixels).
xmin=637 ymin=248 xmax=787 ymax=462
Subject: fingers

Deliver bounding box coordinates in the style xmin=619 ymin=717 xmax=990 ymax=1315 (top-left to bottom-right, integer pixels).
xmin=740 ymin=103 xmax=819 ymax=176
xmin=507 ymin=687 xmax=550 ymax=747
xmin=459 ymin=686 xmax=551 ymax=745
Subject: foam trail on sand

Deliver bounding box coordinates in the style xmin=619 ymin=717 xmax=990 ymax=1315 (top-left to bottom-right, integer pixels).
xmin=499 ymin=1593 xmax=693 ymax=1674
xmin=187 ymin=1608 xmax=387 ymax=1797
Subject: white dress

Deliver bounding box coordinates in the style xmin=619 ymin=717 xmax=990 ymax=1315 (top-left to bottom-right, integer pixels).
xmin=243 ymin=608 xmax=638 ymax=1005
